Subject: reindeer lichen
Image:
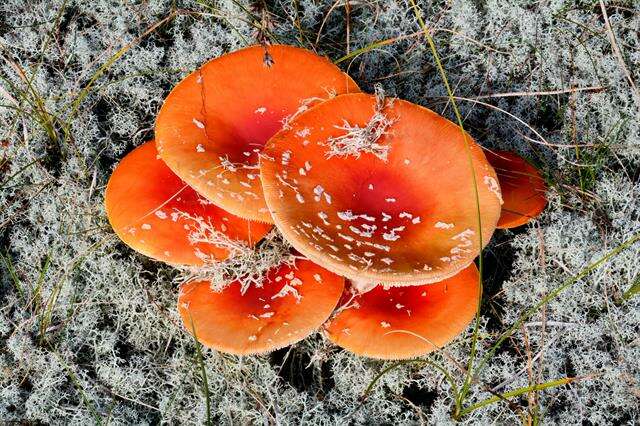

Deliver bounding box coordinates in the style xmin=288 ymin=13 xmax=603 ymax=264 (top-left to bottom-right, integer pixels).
xmin=0 ymin=0 xmax=639 ymax=424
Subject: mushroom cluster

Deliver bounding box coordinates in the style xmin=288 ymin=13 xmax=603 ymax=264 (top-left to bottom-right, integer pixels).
xmin=105 ymin=45 xmax=547 ymax=359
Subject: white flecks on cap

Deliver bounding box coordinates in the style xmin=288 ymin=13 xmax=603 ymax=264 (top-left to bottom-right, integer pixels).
xmin=271 ymin=284 xmax=302 ymax=303
xmin=296 ymin=127 xmax=311 ymax=137
xmin=318 ymin=211 xmax=330 ymax=225
xmin=313 ymin=185 xmax=324 ymax=202
xmin=281 ymin=151 xmax=292 ymax=166
xmin=484 ymin=175 xmax=504 ymax=204
xmin=435 ymin=221 xmax=455 ymax=229
xmin=382 ymin=226 xmax=404 ymax=241
xmin=338 ymin=233 xmax=355 ymax=242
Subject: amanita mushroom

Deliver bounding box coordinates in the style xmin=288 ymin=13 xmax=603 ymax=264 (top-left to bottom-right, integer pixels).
xmin=325 ymin=263 xmax=479 ymax=359
xmin=485 ymin=150 xmax=547 ymax=229
xmin=178 ymin=258 xmax=344 ymax=354
xmin=105 ymin=141 xmax=271 ymax=265
xmin=155 ymin=44 xmax=360 ymax=223
xmin=260 ymin=93 xmax=502 ymax=285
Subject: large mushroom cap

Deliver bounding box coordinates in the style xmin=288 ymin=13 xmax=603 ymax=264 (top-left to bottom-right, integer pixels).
xmin=105 ymin=141 xmax=271 ymax=265
xmin=261 ymin=93 xmax=502 ymax=285
xmin=325 ymin=263 xmax=479 ymax=360
xmin=485 ymin=150 xmax=547 ymax=229
xmin=178 ymin=258 xmax=344 ymax=355
xmin=155 ymin=44 xmax=360 ymax=223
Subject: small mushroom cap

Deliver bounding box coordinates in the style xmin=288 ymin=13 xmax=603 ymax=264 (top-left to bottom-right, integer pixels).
xmin=485 ymin=150 xmax=547 ymax=229
xmin=177 ymin=259 xmax=345 ymax=355
xmin=155 ymin=44 xmax=360 ymax=223
xmin=104 ymin=141 xmax=272 ymax=265
xmin=261 ymin=93 xmax=502 ymax=285
xmin=325 ymin=263 xmax=479 ymax=360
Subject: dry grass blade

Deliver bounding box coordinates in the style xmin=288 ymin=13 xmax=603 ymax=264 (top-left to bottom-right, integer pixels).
xmin=315 ymin=0 xmax=344 ymax=47
xmin=473 ymin=86 xmax=605 ymax=99
xmin=436 ymin=96 xmax=594 ymax=148
xmin=598 ymin=0 xmax=640 ymax=109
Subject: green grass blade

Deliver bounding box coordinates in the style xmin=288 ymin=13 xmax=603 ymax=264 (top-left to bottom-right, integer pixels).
xmin=52 ymin=350 xmax=103 ymax=425
xmin=408 ymin=0 xmax=485 ymax=404
xmin=1 ymin=251 xmax=25 ymax=302
xmin=362 ymin=358 xmax=459 ymax=403
xmin=188 ymin=314 xmax=212 ymax=425
xmin=458 ymin=377 xmax=575 ymax=417
xmin=622 ymin=274 xmax=640 ymax=302
xmin=476 ymin=232 xmax=640 ymax=376
xmin=31 ymin=251 xmax=51 ymax=311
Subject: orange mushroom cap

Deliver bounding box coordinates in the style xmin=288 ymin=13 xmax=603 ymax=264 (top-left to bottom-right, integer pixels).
xmin=485 ymin=150 xmax=547 ymax=229
xmin=155 ymin=44 xmax=360 ymax=223
xmin=325 ymin=263 xmax=479 ymax=360
xmin=105 ymin=141 xmax=272 ymax=265
xmin=178 ymin=258 xmax=345 ymax=355
xmin=261 ymin=93 xmax=502 ymax=285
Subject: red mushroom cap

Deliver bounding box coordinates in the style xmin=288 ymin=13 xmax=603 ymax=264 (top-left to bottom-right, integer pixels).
xmin=178 ymin=258 xmax=345 ymax=355
xmin=485 ymin=150 xmax=547 ymax=229
xmin=155 ymin=45 xmax=360 ymax=223
xmin=325 ymin=263 xmax=479 ymax=359
xmin=104 ymin=141 xmax=272 ymax=265
xmin=260 ymin=93 xmax=502 ymax=285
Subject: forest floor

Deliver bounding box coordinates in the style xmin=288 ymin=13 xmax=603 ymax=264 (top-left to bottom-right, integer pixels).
xmin=1 ymin=1 xmax=639 ymax=424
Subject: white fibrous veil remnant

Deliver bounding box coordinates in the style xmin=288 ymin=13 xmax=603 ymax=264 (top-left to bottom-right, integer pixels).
xmin=281 ymin=96 xmax=328 ymax=130
xmin=325 ymin=84 xmax=394 ymax=162
xmin=175 ymin=212 xmax=294 ymax=294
